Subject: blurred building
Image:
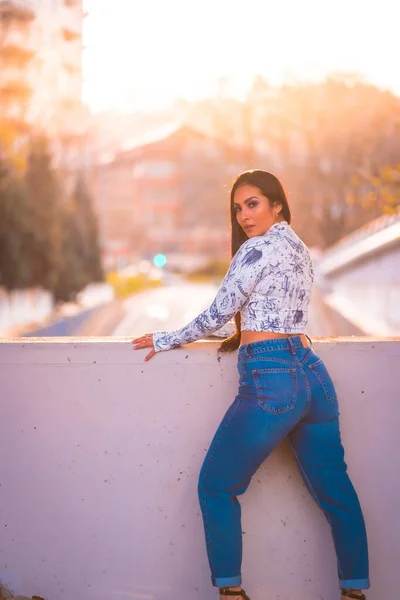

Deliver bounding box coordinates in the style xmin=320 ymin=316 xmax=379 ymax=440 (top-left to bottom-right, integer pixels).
xmin=0 ymin=0 xmax=88 ymax=170
xmin=0 ymin=1 xmax=35 ymax=131
xmin=90 ymin=125 xmax=243 ymax=265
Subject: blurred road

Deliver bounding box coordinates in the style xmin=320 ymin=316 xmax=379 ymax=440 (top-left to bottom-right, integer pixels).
xmin=77 ymin=281 xmax=363 ymax=338
xmin=112 ymin=282 xmax=231 ymax=337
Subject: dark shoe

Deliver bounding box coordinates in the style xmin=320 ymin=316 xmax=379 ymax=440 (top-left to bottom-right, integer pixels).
xmin=341 ymin=590 xmax=366 ymax=600
xmin=219 ymin=589 xmax=251 ymax=600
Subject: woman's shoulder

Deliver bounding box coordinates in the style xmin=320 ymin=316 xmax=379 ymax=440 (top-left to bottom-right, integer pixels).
xmin=240 ymin=236 xmax=266 ymax=250
xmin=232 ymin=237 xmax=276 ymax=271
xmin=234 ymin=236 xmax=272 ymax=261
xmin=271 ymin=222 xmax=310 ymax=252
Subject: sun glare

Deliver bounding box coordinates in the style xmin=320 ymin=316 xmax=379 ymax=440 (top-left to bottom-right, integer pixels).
xmin=83 ymin=0 xmax=400 ymax=113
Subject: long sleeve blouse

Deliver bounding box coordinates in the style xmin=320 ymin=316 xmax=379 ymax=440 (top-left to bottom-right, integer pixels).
xmin=152 ymin=221 xmax=314 ymax=353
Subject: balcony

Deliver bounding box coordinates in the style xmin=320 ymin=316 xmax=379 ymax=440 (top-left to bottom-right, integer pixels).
xmin=62 ymin=41 xmax=82 ymax=74
xmin=59 ymin=95 xmax=82 ymax=113
xmin=61 ymin=3 xmax=82 ymax=41
xmin=0 ymin=0 xmax=34 ymax=21
xmin=0 ymin=337 xmax=397 ymax=600
xmin=0 ymin=43 xmax=35 ymax=65
xmin=64 ymin=60 xmax=79 ymax=74
xmin=62 ymin=25 xmax=81 ymax=41
xmin=0 ymin=78 xmax=31 ymax=100
xmin=0 ymin=22 xmax=35 ymax=47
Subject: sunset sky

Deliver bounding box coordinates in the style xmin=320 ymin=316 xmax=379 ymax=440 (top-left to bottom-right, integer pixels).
xmin=82 ymin=0 xmax=400 ymax=112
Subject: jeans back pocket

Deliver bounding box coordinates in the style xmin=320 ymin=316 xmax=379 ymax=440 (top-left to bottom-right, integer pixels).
xmin=252 ymin=368 xmax=298 ymax=414
xmin=308 ymin=359 xmax=337 ymax=402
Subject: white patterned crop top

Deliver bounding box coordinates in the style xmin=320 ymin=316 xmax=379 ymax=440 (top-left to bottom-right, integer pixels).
xmin=152 ymin=221 xmax=314 ymax=353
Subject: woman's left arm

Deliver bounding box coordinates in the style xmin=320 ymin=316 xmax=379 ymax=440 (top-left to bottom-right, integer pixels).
xmin=143 ymin=237 xmax=269 ymax=354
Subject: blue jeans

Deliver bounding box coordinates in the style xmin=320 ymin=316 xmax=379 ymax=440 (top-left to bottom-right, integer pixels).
xmin=198 ymin=336 xmax=370 ymax=590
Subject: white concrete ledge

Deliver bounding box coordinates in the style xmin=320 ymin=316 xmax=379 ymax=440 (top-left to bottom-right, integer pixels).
xmin=0 ymin=339 xmax=399 ymax=600
xmin=318 ymin=215 xmax=400 ymax=275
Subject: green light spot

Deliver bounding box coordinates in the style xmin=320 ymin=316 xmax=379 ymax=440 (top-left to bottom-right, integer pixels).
xmin=153 ymin=254 xmax=167 ymax=268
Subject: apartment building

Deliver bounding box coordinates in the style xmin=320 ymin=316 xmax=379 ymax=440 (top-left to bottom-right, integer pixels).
xmin=0 ymin=1 xmax=35 ymax=129
xmin=90 ymin=125 xmax=244 ymax=264
xmin=0 ymin=0 xmax=87 ymax=166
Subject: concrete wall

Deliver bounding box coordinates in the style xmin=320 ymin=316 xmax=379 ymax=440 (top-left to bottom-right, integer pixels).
xmin=0 ymin=338 xmax=399 ymax=600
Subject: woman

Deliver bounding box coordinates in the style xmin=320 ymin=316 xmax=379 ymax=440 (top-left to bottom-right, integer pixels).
xmin=132 ymin=170 xmax=369 ymax=600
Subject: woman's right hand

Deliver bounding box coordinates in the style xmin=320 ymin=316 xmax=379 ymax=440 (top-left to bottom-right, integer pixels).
xmin=131 ymin=333 xmax=156 ymax=362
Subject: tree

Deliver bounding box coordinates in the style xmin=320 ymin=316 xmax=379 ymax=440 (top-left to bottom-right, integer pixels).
xmin=0 ymin=158 xmax=32 ymax=289
xmin=24 ymin=135 xmax=62 ymax=290
xmin=53 ymin=174 xmax=104 ymax=303
xmin=72 ymin=174 xmax=104 ymax=283
xmin=351 ymin=165 xmax=400 ymax=216
xmin=1 ymin=135 xmax=104 ymax=301
xmin=187 ymin=75 xmax=400 ymax=247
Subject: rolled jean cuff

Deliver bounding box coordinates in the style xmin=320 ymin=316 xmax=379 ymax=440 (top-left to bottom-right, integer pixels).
xmin=340 ymin=578 xmax=370 ymax=590
xmin=213 ymin=575 xmax=242 ymax=588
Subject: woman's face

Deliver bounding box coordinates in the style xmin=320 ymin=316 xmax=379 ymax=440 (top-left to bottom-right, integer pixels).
xmin=233 ymin=184 xmax=282 ymax=238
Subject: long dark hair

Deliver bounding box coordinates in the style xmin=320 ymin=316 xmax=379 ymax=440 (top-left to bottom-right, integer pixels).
xmin=218 ymin=170 xmax=291 ymax=353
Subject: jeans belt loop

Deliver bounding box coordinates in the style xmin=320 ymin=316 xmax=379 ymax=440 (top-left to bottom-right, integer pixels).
xmin=288 ymin=337 xmax=296 ymax=355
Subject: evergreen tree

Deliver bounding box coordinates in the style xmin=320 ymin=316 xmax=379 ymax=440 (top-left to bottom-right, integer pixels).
xmin=1 ymin=137 xmax=104 ymax=301
xmin=53 ymin=199 xmax=88 ymax=303
xmin=0 ymin=157 xmax=32 ymax=289
xmin=53 ymin=174 xmax=104 ymax=303
xmin=24 ymin=135 xmax=62 ymax=290
xmin=72 ymin=174 xmax=104 ymax=283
